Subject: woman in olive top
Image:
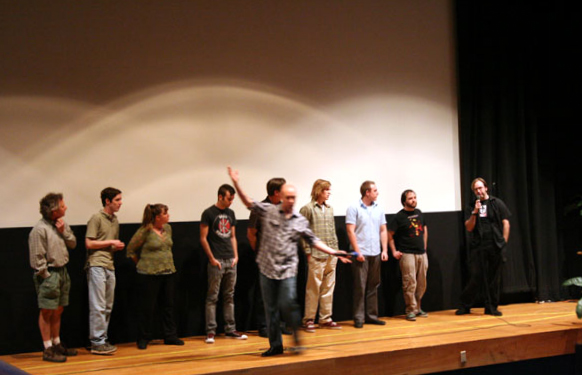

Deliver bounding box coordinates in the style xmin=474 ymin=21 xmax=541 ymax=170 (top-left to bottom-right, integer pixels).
xmin=127 ymin=204 xmax=184 ymax=349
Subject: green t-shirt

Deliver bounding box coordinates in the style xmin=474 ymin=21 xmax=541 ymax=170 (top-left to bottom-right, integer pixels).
xmin=85 ymin=210 xmax=119 ymax=270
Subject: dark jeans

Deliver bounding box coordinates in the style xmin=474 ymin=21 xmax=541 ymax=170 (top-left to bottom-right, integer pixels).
xmin=352 ymin=255 xmax=381 ymax=323
xmin=137 ymin=273 xmax=178 ymax=341
xmin=459 ymin=240 xmax=503 ymax=310
xmin=259 ymin=273 xmax=300 ymax=349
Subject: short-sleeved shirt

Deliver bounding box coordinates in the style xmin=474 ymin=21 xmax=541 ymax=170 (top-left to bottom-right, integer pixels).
xmin=345 ymin=199 xmax=387 ymax=256
xmin=251 ymin=201 xmax=320 ymax=280
xmin=299 ymin=201 xmax=339 ymax=259
xmin=388 ymin=209 xmax=426 ymax=254
xmin=201 ymin=205 xmax=236 ymax=259
xmin=85 ymin=210 xmax=119 ymax=270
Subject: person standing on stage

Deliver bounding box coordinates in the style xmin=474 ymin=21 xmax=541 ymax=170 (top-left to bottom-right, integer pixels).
xmin=247 ymin=177 xmax=287 ymax=338
xmin=456 ymin=178 xmax=511 ymax=316
xmin=227 ymin=167 xmax=349 ymax=357
xmin=126 ymin=204 xmax=184 ymax=349
xmin=346 ymin=181 xmax=389 ymax=328
xmin=200 ymin=184 xmax=248 ymax=344
xmin=85 ymin=187 xmax=125 ymax=355
xmin=29 ymin=193 xmax=78 ymax=362
xmin=388 ymin=189 xmax=429 ymax=322
xmin=300 ymin=179 xmax=348 ymax=332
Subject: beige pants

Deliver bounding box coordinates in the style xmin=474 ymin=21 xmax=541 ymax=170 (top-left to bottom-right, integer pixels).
xmin=399 ymin=253 xmax=428 ymax=314
xmin=303 ymin=256 xmax=338 ymax=324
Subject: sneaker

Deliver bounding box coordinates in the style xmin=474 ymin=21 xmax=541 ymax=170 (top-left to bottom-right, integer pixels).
xmin=53 ymin=343 xmax=77 ymax=356
xmin=406 ymin=313 xmax=417 ymax=321
xmin=416 ymin=310 xmax=428 ymax=318
xmin=43 ymin=346 xmax=66 ymax=363
xmin=226 ymin=331 xmax=248 ymax=340
xmin=320 ymin=321 xmax=342 ymax=330
xmin=303 ymin=320 xmax=316 ymax=333
xmin=205 ymin=333 xmax=215 ymax=344
xmin=91 ymin=342 xmax=117 ymax=355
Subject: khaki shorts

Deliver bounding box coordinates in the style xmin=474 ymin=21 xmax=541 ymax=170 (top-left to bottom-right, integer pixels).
xmin=34 ymin=267 xmax=70 ymax=309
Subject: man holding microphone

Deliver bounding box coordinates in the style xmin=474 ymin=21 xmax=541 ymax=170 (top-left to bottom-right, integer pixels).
xmin=456 ymin=178 xmax=511 ymax=316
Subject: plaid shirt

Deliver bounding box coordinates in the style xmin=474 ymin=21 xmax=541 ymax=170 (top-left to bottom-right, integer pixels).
xmin=252 ymin=201 xmax=320 ymax=280
xmin=29 ymin=218 xmax=77 ymax=278
xmin=299 ymin=201 xmax=338 ymax=259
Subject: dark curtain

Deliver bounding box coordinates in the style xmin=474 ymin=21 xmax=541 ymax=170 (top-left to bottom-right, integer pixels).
xmin=455 ymin=1 xmax=581 ymax=301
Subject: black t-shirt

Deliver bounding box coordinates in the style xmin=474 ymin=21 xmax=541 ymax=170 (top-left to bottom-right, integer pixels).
xmin=388 ymin=209 xmax=426 ymax=254
xmin=477 ymin=199 xmax=493 ymax=240
xmin=201 ymin=205 xmax=237 ymax=259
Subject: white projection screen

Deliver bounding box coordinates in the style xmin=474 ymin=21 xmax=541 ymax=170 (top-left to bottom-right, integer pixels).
xmin=0 ymin=0 xmax=459 ymax=228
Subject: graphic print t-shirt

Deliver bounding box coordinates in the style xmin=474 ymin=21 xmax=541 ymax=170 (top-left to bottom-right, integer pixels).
xmin=201 ymin=205 xmax=237 ymax=259
xmin=388 ymin=209 xmax=426 ymax=254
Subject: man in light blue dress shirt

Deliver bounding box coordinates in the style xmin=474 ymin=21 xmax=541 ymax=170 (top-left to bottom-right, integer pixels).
xmin=346 ymin=181 xmax=389 ymax=328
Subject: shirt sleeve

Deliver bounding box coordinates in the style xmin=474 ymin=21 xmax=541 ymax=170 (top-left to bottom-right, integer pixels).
xmin=85 ymin=214 xmax=100 ymax=239
xmin=345 ymin=204 xmax=357 ymax=225
xmin=299 ymin=205 xmax=312 ymax=254
xmin=62 ymin=222 xmax=77 ymax=249
xmin=29 ymin=227 xmax=49 ymax=278
xmin=126 ymin=227 xmax=147 ymax=260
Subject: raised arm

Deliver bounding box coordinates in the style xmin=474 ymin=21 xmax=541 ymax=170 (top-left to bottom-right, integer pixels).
xmin=227 ymin=167 xmax=253 ymax=208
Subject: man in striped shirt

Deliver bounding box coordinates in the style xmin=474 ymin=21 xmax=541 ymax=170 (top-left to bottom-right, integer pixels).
xmin=227 ymin=167 xmax=350 ymax=357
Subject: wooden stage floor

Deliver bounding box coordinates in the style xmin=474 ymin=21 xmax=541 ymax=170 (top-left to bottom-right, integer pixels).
xmin=2 ymin=302 xmax=582 ymax=375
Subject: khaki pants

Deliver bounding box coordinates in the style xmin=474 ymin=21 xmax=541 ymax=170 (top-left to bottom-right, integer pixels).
xmin=399 ymin=253 xmax=428 ymax=314
xmin=303 ymin=256 xmax=338 ymax=324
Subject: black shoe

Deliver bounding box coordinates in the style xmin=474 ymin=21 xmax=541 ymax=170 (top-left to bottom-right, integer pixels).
xmin=43 ymin=346 xmax=66 ymax=363
xmin=261 ymin=346 xmax=284 ymax=357
xmin=53 ymin=343 xmax=78 ymax=356
xmin=137 ymin=339 xmax=149 ymax=350
xmin=258 ymin=329 xmax=268 ymax=338
xmin=365 ymin=318 xmax=386 ymax=325
xmin=354 ymin=321 xmax=364 ymax=328
xmin=455 ymin=308 xmax=471 ymax=315
xmin=485 ymin=308 xmax=503 ymax=316
xmin=281 ymin=327 xmax=292 ymax=335
xmin=164 ymin=338 xmax=185 ymax=345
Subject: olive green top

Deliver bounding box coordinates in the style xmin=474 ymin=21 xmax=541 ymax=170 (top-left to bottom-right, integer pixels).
xmin=126 ymin=224 xmax=176 ymax=275
xmin=85 ymin=210 xmax=119 ymax=271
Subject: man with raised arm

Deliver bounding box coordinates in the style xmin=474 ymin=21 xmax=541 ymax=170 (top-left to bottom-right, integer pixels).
xmin=227 ymin=167 xmax=349 ymax=357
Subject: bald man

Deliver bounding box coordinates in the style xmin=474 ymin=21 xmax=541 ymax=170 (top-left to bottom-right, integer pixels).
xmin=227 ymin=167 xmax=349 ymax=357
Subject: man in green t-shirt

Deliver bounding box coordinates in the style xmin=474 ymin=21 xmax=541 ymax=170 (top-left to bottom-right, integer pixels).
xmin=85 ymin=187 xmax=125 ymax=355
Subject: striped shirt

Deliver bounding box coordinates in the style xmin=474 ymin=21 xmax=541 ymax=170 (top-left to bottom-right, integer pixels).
xmin=252 ymin=201 xmax=320 ymax=280
xmin=29 ymin=218 xmax=77 ymax=278
xmin=299 ymin=201 xmax=338 ymax=259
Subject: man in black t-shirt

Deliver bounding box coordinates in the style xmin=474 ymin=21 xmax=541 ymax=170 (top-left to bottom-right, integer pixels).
xmin=201 ymin=184 xmax=247 ymax=343
xmin=388 ymin=190 xmax=429 ymax=322
xmin=456 ymin=178 xmax=511 ymax=316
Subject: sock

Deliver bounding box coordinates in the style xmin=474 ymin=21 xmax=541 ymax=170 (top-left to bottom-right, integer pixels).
xmin=43 ymin=340 xmax=52 ymax=349
xmin=52 ymin=337 xmax=61 ymax=346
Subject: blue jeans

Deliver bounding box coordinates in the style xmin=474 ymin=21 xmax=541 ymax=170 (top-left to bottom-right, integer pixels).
xmin=87 ymin=266 xmax=116 ymax=346
xmin=259 ymin=274 xmax=300 ymax=349
xmin=205 ymin=259 xmax=237 ymax=334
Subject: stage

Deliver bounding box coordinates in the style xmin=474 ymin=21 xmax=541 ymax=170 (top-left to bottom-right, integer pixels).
xmin=2 ymin=302 xmax=581 ymax=375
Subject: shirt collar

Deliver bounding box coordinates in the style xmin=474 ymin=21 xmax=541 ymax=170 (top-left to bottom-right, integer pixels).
xmin=359 ymin=199 xmax=377 ymax=208
xmin=100 ymin=209 xmax=116 ymax=221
